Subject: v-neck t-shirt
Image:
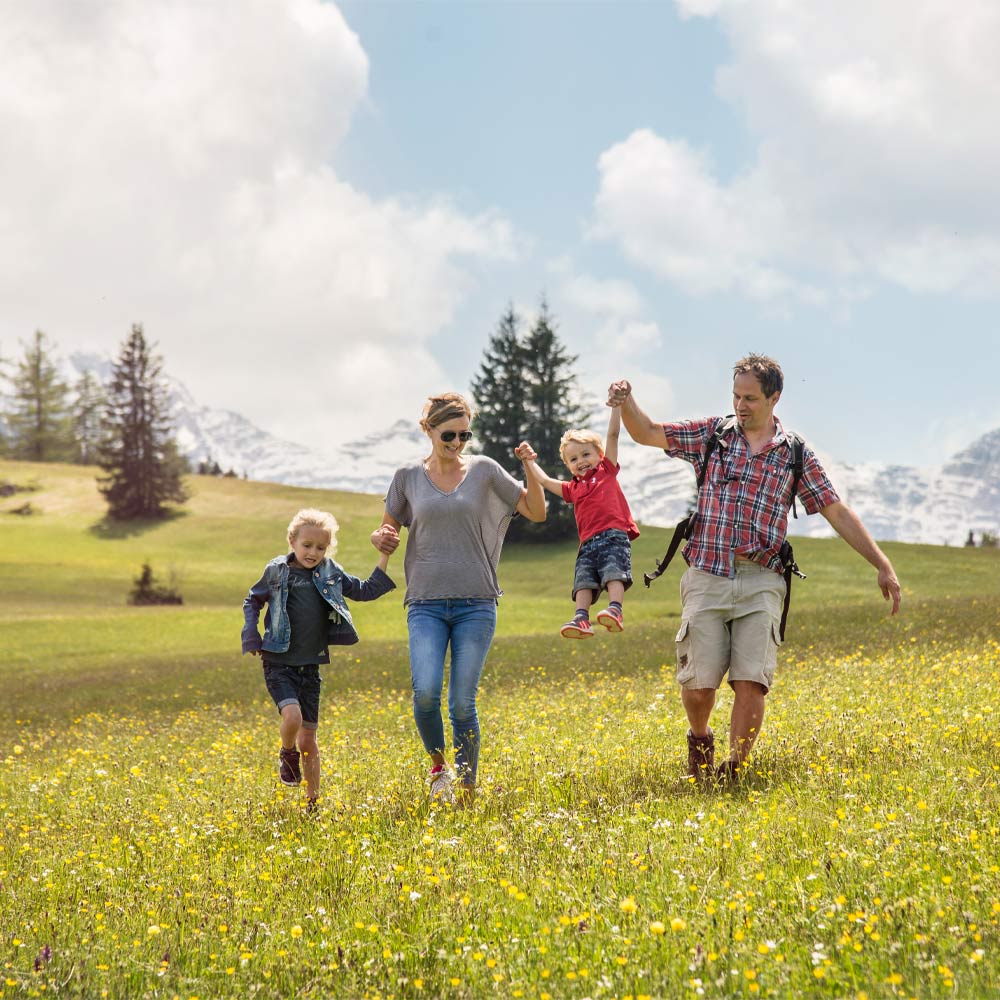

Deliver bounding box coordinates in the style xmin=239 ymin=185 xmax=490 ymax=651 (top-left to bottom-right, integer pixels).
xmin=385 ymin=455 xmax=525 ymax=604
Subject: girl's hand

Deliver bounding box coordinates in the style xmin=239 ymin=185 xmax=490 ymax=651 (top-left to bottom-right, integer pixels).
xmin=514 ymin=441 xmax=537 ymax=462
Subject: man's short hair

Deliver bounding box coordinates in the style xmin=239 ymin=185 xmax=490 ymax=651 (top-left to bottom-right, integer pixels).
xmin=733 ymin=354 xmax=783 ymax=398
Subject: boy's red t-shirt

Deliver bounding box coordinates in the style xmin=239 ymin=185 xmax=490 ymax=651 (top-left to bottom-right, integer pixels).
xmin=561 ymin=457 xmax=640 ymax=544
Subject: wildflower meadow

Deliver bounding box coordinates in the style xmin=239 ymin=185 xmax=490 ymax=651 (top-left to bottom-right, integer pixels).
xmin=2 ymin=460 xmax=998 ymax=999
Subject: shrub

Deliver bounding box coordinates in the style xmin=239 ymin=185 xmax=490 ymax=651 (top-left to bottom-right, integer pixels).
xmin=128 ymin=562 xmax=183 ymax=605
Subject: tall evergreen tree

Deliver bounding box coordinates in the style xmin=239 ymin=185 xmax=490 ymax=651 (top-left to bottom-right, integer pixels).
xmin=71 ymin=370 xmax=107 ymax=465
xmin=471 ymin=300 xmax=585 ymax=542
xmin=516 ymin=301 xmax=586 ymax=540
xmin=97 ymin=324 xmax=188 ymax=519
xmin=470 ymin=304 xmax=529 ymax=475
xmin=3 ymin=330 xmax=72 ymax=461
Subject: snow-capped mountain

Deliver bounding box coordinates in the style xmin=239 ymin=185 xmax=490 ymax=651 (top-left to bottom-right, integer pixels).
xmin=66 ymin=353 xmax=999 ymax=545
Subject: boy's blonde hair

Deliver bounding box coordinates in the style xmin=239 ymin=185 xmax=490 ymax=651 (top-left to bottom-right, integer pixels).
xmin=559 ymin=428 xmax=605 ymax=464
xmin=287 ymin=508 xmax=339 ymax=554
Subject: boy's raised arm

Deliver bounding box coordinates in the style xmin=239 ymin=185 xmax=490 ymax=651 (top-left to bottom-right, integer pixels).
xmin=605 ymin=405 xmax=621 ymax=467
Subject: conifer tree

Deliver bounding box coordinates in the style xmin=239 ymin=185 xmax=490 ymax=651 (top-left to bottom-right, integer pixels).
xmin=3 ymin=330 xmax=72 ymax=461
xmin=516 ymin=301 xmax=586 ymax=540
xmin=471 ymin=300 xmax=585 ymax=542
xmin=97 ymin=324 xmax=188 ymax=519
xmin=470 ymin=305 xmax=529 ymax=475
xmin=71 ymin=370 xmax=106 ymax=465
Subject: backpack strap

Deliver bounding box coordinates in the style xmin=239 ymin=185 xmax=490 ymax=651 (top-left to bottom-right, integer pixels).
xmin=786 ymin=432 xmax=804 ymax=519
xmin=777 ymin=538 xmax=806 ymax=640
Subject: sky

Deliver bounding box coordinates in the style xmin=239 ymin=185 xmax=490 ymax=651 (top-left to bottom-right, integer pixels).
xmin=2 ymin=0 xmax=998 ymax=467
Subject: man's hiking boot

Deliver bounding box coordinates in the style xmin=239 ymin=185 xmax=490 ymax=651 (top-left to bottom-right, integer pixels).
xmin=686 ymin=729 xmax=715 ymax=785
xmin=715 ymin=759 xmax=743 ymax=786
xmin=279 ymin=746 xmax=302 ymax=787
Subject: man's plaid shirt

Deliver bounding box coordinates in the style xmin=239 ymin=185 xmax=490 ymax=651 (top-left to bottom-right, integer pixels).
xmin=662 ymin=416 xmax=840 ymax=578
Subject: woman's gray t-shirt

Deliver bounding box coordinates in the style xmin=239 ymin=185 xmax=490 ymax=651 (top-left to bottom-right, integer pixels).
xmin=385 ymin=455 xmax=525 ymax=604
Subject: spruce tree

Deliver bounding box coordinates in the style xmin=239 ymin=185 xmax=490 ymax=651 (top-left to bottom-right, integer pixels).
xmin=71 ymin=370 xmax=106 ymax=465
xmin=470 ymin=304 xmax=529 ymax=476
xmin=516 ymin=301 xmax=586 ymax=540
xmin=471 ymin=300 xmax=585 ymax=542
xmin=4 ymin=330 xmax=72 ymax=461
xmin=97 ymin=324 xmax=188 ymax=519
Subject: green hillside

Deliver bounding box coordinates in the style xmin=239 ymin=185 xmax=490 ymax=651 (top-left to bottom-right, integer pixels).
xmin=2 ymin=458 xmax=996 ymax=730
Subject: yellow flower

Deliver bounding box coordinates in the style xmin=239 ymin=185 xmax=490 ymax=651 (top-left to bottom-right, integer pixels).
xmin=649 ymin=921 xmax=666 ymax=935
xmin=670 ymin=918 xmax=687 ymax=932
xmin=620 ymin=897 xmax=638 ymax=915
xmin=290 ymin=925 xmax=303 ymax=938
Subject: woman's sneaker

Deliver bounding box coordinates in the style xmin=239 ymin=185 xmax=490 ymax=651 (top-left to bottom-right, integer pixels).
xmin=429 ymin=766 xmax=456 ymax=805
xmin=279 ymin=747 xmax=302 ymax=786
xmin=560 ymin=616 xmax=594 ymax=638
xmin=596 ymin=606 xmax=624 ymax=632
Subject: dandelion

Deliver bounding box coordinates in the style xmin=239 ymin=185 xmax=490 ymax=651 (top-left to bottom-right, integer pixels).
xmin=670 ymin=918 xmax=687 ymax=932
xmin=650 ymin=921 xmax=666 ymax=935
xmin=290 ymin=925 xmax=303 ymax=938
xmin=620 ymin=897 xmax=638 ymax=915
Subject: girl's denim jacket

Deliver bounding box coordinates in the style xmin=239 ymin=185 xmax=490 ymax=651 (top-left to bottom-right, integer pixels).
xmin=241 ymin=554 xmax=395 ymax=654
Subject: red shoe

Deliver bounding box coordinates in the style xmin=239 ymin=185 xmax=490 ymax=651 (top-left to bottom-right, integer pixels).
xmin=596 ymin=606 xmax=624 ymax=632
xmin=560 ymin=617 xmax=594 ymax=638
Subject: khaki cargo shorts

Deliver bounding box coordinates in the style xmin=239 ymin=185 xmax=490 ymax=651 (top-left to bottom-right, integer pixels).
xmin=674 ymin=562 xmax=786 ymax=693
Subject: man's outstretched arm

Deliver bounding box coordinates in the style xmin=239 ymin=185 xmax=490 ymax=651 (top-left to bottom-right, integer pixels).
xmin=820 ymin=501 xmax=901 ymax=614
xmin=607 ymin=379 xmax=667 ymax=448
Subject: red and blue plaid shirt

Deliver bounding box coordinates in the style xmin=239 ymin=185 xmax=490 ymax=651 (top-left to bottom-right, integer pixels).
xmin=662 ymin=416 xmax=840 ymax=578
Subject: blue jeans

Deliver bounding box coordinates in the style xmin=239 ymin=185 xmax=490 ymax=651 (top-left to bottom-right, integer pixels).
xmin=407 ymin=599 xmax=497 ymax=785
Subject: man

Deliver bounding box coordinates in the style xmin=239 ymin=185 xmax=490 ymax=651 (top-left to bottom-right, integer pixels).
xmin=609 ymin=355 xmax=901 ymax=783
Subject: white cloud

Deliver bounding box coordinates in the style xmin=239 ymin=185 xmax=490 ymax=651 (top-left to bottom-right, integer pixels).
xmin=0 ymin=1 xmax=515 ymax=442
xmin=594 ymin=0 xmax=1000 ymax=301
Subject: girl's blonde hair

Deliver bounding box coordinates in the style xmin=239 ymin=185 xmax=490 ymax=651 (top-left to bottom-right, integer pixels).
xmin=420 ymin=392 xmax=474 ymax=433
xmin=287 ymin=508 xmax=339 ymax=555
xmin=559 ymin=428 xmax=604 ymax=464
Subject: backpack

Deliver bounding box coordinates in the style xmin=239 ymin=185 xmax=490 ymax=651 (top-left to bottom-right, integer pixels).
xmin=643 ymin=416 xmax=806 ymax=640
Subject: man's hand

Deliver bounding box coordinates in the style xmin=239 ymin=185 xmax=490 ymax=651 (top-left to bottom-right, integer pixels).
xmin=879 ymin=565 xmax=902 ymax=615
xmin=607 ymin=380 xmax=631 ymax=407
xmin=371 ymin=524 xmax=400 ymax=555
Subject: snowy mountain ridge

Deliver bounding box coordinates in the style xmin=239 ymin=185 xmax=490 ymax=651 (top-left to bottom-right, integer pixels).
xmin=68 ymin=353 xmax=1000 ymax=546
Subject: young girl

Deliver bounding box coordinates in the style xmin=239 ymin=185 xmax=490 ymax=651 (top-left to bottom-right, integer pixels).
xmin=242 ymin=508 xmax=398 ymax=807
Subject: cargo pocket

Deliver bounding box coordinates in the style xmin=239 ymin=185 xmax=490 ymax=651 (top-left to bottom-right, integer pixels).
xmin=675 ymin=620 xmax=696 ymax=686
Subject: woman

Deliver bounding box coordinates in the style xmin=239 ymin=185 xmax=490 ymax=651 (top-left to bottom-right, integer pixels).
xmin=371 ymin=392 xmax=545 ymax=804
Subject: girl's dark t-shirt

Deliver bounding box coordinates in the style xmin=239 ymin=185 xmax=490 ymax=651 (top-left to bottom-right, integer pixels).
xmin=263 ymin=567 xmax=331 ymax=665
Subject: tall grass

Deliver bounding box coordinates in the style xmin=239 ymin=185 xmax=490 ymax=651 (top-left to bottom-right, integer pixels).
xmin=2 ymin=460 xmax=998 ymax=998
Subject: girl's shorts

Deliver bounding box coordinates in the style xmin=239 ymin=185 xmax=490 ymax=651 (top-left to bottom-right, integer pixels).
xmin=262 ymin=661 xmax=322 ymax=730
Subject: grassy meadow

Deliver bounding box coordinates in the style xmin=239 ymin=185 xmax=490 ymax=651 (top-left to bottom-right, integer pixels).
xmin=2 ymin=458 xmax=999 ymax=999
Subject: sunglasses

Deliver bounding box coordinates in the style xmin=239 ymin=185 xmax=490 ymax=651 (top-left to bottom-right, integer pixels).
xmin=439 ymin=430 xmax=473 ymax=442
